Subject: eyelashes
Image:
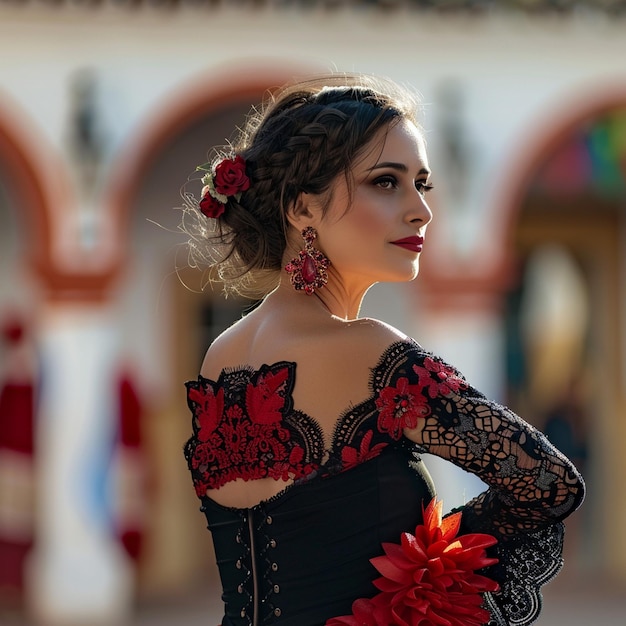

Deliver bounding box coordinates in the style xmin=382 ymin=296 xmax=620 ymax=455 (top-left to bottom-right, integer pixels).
xmin=373 ymin=176 xmax=397 ymax=189
xmin=415 ymin=182 xmax=434 ymax=195
xmin=373 ymin=175 xmax=434 ymax=195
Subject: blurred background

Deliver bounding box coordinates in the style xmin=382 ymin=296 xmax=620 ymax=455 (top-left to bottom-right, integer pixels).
xmin=0 ymin=1 xmax=625 ymax=624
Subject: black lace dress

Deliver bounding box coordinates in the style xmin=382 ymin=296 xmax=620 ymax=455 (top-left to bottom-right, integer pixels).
xmin=184 ymin=340 xmax=585 ymax=626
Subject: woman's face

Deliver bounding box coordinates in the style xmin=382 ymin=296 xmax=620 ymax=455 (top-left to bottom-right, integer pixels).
xmin=314 ymin=119 xmax=433 ymax=288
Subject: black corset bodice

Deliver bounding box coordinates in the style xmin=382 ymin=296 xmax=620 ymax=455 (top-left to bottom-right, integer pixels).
xmin=184 ymin=340 xmax=585 ymax=626
xmin=202 ymin=447 xmax=434 ymax=626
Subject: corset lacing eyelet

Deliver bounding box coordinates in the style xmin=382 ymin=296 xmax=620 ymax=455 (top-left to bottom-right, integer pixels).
xmin=256 ymin=510 xmax=281 ymax=621
xmin=234 ymin=514 xmax=253 ymax=625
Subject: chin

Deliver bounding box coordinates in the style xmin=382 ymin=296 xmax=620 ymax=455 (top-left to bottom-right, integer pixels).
xmin=362 ymin=260 xmax=421 ymax=284
xmin=402 ymin=261 xmax=421 ymax=282
xmin=382 ymin=266 xmax=420 ymax=284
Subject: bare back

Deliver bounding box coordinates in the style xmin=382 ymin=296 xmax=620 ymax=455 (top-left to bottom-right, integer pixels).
xmin=198 ymin=287 xmax=408 ymax=508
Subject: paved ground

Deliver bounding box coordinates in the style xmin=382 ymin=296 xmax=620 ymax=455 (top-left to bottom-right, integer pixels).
xmin=2 ymin=574 xmax=624 ymax=625
xmin=537 ymin=576 xmax=625 ymax=625
xmin=129 ymin=575 xmax=626 ymax=626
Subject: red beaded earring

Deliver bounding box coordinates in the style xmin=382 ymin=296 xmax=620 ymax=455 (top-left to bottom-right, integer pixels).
xmin=285 ymin=226 xmax=331 ymax=295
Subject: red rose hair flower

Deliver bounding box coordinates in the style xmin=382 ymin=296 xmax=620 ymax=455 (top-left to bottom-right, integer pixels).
xmin=197 ymin=154 xmax=250 ymax=219
xmin=213 ymin=155 xmax=250 ymax=197
xmin=199 ymin=188 xmax=226 ymax=219
xmin=326 ymin=498 xmax=499 ymax=626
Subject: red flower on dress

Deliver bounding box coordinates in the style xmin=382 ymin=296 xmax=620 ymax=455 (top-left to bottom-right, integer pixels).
xmin=190 ymin=440 xmax=217 ymax=471
xmin=199 ymin=191 xmax=226 ymax=219
xmin=213 ymin=155 xmax=250 ymax=197
xmin=246 ymin=366 xmax=290 ymax=424
xmin=190 ymin=437 xmax=226 ymax=498
xmin=325 ymin=598 xmax=388 ymax=625
xmin=188 ymin=385 xmax=225 ymax=442
xmin=341 ymin=430 xmax=388 ymax=471
xmin=326 ymin=498 xmax=499 ymax=626
xmin=375 ymin=377 xmax=431 ymax=439
xmin=247 ymin=423 xmax=288 ymax=462
xmin=185 ymin=364 xmax=320 ymax=495
xmin=414 ymin=357 xmax=467 ymax=398
xmin=272 ymin=446 xmax=314 ymax=482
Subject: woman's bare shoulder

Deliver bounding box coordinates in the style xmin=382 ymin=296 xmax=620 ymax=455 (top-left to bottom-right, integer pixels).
xmin=291 ymin=319 xmax=418 ymax=421
xmin=195 ymin=311 xmax=422 ymax=428
xmin=198 ymin=315 xmax=256 ymax=380
xmin=330 ymin=316 xmax=412 ymax=358
xmin=291 ymin=316 xmax=419 ymax=387
xmin=344 ymin=316 xmax=411 ymax=342
xmin=198 ymin=304 xmax=418 ymax=383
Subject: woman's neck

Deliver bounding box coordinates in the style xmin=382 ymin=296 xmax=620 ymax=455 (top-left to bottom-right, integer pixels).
xmin=273 ymin=273 xmax=372 ymax=322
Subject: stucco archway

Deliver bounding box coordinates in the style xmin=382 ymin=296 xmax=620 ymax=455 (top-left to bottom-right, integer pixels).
xmin=0 ymin=95 xmax=60 ymax=290
xmin=494 ymin=84 xmax=626 ymax=579
xmin=99 ymin=63 xmax=318 ymax=596
xmin=0 ymin=91 xmax=116 ymax=302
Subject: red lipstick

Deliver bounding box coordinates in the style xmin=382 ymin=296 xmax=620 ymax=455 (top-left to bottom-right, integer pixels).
xmin=391 ymin=236 xmax=424 ymax=253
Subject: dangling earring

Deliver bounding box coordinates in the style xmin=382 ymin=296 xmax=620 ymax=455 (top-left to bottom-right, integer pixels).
xmin=285 ymin=226 xmax=331 ymax=295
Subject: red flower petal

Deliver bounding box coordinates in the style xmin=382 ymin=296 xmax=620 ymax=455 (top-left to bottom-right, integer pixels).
xmin=439 ymin=511 xmax=462 ymax=541
xmin=328 ymin=497 xmax=499 ymax=626
xmin=372 ymin=550 xmax=411 ymax=584
xmin=199 ymin=192 xmax=225 ymax=219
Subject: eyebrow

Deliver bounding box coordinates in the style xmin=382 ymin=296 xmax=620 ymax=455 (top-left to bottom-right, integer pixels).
xmin=370 ymin=161 xmax=431 ymax=176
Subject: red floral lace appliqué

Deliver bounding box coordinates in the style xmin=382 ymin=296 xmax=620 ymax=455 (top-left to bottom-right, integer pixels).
xmin=374 ymin=377 xmax=431 ymax=440
xmin=326 ymin=498 xmax=499 ymax=626
xmin=185 ymin=363 xmax=319 ymax=497
xmin=341 ymin=429 xmax=388 ymax=471
xmin=185 ymin=348 xmax=472 ymax=498
xmin=373 ymin=355 xmax=468 ymax=441
xmin=414 ymin=356 xmax=468 ymax=398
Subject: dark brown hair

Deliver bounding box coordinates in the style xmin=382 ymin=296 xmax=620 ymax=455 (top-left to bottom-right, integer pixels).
xmin=183 ymin=74 xmax=420 ymax=298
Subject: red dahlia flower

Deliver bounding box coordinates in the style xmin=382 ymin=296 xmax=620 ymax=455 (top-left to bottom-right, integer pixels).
xmin=326 ymin=498 xmax=499 ymax=626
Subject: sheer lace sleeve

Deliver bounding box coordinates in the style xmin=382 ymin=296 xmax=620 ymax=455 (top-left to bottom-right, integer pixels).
xmin=397 ymin=348 xmax=584 ymax=535
xmin=372 ymin=342 xmax=585 ymax=625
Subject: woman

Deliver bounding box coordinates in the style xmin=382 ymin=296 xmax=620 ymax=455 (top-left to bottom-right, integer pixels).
xmin=183 ymin=75 xmax=585 ymax=626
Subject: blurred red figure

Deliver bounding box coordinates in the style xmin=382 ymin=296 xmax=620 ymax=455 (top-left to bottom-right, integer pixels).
xmin=115 ymin=370 xmax=147 ymax=563
xmin=0 ymin=314 xmax=36 ymax=605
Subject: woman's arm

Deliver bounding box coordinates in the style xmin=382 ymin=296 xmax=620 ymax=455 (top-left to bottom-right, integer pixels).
xmin=395 ymin=349 xmax=585 ymax=536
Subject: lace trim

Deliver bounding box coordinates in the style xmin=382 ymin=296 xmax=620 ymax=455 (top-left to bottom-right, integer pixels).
xmin=184 ymin=343 xmax=428 ymax=496
xmin=184 ymin=362 xmax=325 ymax=497
xmin=185 ymin=341 xmax=584 ymax=530
xmin=484 ymin=523 xmax=565 ymax=626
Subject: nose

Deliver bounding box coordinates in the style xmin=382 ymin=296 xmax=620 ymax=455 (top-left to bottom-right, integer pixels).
xmin=407 ymin=192 xmax=433 ymax=228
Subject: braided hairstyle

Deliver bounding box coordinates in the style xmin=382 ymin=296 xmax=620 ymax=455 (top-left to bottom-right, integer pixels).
xmin=183 ymin=74 xmax=420 ymax=298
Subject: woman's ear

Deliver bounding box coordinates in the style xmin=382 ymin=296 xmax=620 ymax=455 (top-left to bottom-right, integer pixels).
xmin=286 ymin=192 xmax=319 ymax=230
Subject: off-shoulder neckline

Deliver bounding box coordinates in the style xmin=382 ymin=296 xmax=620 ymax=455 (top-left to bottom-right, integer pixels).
xmin=187 ymin=338 xmax=425 ymax=386
xmin=186 ymin=338 xmax=430 ymax=512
